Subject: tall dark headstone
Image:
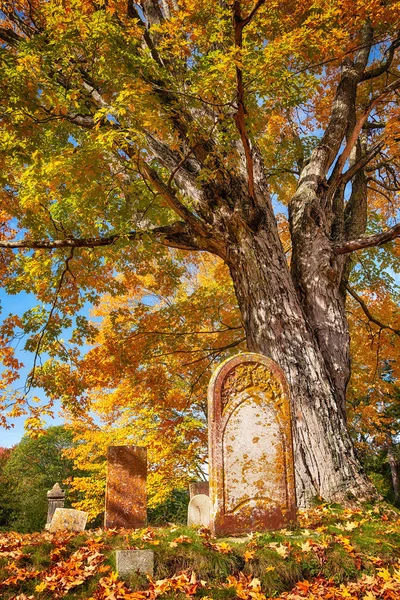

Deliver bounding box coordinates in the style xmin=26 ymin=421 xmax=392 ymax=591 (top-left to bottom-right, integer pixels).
xmin=105 ymin=446 xmax=147 ymax=529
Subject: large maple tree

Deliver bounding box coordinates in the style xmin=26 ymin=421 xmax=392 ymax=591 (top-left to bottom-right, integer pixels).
xmin=1 ymin=0 xmax=400 ymax=505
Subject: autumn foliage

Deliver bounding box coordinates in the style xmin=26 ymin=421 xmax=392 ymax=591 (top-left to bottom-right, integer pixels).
xmin=1 ymin=503 xmax=400 ymax=599
xmin=0 ymin=0 xmax=400 ymax=503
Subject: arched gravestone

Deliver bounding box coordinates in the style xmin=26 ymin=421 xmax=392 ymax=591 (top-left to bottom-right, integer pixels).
xmin=187 ymin=494 xmax=211 ymax=527
xmin=208 ymin=353 xmax=296 ymax=536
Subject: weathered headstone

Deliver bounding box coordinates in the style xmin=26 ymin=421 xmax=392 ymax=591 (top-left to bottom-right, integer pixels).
xmin=189 ymin=481 xmax=209 ymax=499
xmin=105 ymin=446 xmax=147 ymax=529
xmin=208 ymin=353 xmax=296 ymax=536
xmin=116 ymin=549 xmax=154 ymax=577
xmin=46 ymin=483 xmax=65 ymax=529
xmin=187 ymin=494 xmax=211 ymax=527
xmin=49 ymin=508 xmax=88 ymax=532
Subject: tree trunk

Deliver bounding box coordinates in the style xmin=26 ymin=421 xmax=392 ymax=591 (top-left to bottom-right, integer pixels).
xmin=224 ymin=213 xmax=375 ymax=506
xmin=386 ymin=435 xmax=400 ymax=506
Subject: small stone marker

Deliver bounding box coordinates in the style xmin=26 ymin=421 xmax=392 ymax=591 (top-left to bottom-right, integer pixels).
xmin=49 ymin=508 xmax=88 ymax=533
xmin=105 ymin=446 xmax=147 ymax=529
xmin=208 ymin=353 xmax=296 ymax=536
xmin=189 ymin=481 xmax=209 ymax=499
xmin=46 ymin=483 xmax=65 ymax=529
xmin=187 ymin=494 xmax=211 ymax=527
xmin=116 ymin=549 xmax=154 ymax=577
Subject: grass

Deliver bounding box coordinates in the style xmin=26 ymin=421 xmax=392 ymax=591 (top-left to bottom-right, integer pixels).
xmin=0 ymin=502 xmax=399 ymax=599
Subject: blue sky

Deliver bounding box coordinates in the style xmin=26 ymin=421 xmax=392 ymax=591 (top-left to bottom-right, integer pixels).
xmin=0 ymin=288 xmax=64 ymax=447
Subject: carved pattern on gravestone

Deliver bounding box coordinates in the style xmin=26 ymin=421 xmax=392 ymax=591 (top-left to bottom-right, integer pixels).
xmin=208 ymin=353 xmax=296 ymax=536
xmin=46 ymin=483 xmax=65 ymax=528
xmin=187 ymin=494 xmax=211 ymax=527
xmin=105 ymin=446 xmax=147 ymax=529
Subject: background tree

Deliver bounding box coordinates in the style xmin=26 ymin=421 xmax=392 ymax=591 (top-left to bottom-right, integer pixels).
xmin=345 ymin=269 xmax=400 ymax=503
xmin=1 ymin=426 xmax=77 ymax=532
xmin=0 ymin=446 xmax=15 ymax=528
xmin=0 ymin=0 xmax=400 ymax=505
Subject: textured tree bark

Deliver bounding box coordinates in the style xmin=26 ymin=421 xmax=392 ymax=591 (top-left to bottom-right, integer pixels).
xmin=222 ymin=210 xmax=375 ymax=506
xmin=387 ymin=435 xmax=400 ymax=506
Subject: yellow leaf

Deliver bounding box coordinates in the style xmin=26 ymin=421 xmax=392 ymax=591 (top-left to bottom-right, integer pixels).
xmin=244 ymin=550 xmax=255 ymax=562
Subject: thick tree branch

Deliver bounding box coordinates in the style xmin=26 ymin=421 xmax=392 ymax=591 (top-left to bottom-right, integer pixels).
xmin=144 ymin=133 xmax=204 ymax=205
xmin=232 ymin=1 xmax=260 ymax=202
xmin=0 ymin=27 xmax=24 ymax=46
xmin=140 ymin=0 xmax=165 ymax=27
xmin=303 ymin=23 xmax=373 ymax=182
xmin=327 ymin=78 xmax=400 ymax=195
xmin=346 ymin=285 xmax=400 ymax=337
xmin=341 ymin=141 xmax=384 ymax=184
xmin=361 ymin=34 xmax=400 ymax=81
xmin=138 ymin=160 xmax=211 ymax=239
xmin=335 ymin=223 xmax=400 ymax=254
xmin=127 ymin=0 xmax=165 ymax=66
xmin=0 ymin=221 xmax=213 ymax=253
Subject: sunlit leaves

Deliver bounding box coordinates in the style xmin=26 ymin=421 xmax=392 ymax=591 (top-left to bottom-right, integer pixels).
xmin=1 ymin=504 xmax=400 ymax=599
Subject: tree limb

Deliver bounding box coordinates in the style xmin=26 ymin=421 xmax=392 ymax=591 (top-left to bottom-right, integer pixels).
xmin=335 ymin=223 xmax=400 ymax=254
xmin=0 ymin=221 xmax=212 ymax=253
xmin=361 ymin=33 xmax=400 ymax=81
xmin=241 ymin=0 xmax=266 ymax=27
xmin=328 ymin=78 xmax=400 ymax=193
xmin=319 ymin=25 xmax=374 ymax=173
xmin=346 ymin=285 xmax=400 ymax=336
xmin=341 ymin=141 xmax=384 ymax=184
xmin=26 ymin=248 xmax=75 ymax=393
xmin=232 ymin=1 xmax=259 ymax=202
xmin=138 ymin=160 xmax=211 ymax=237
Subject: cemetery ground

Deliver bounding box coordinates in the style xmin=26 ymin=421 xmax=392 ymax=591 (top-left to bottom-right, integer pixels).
xmin=1 ymin=502 xmax=400 ymax=600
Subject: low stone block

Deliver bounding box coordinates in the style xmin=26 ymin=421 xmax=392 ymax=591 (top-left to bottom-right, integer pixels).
xmin=187 ymin=494 xmax=211 ymax=527
xmin=49 ymin=508 xmax=88 ymax=533
xmin=116 ymin=549 xmax=154 ymax=577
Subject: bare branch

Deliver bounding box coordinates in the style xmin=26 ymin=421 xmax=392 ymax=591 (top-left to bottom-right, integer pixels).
xmin=294 ymin=22 xmax=374 ymax=197
xmin=138 ymin=160 xmax=210 ymax=237
xmin=26 ymin=248 xmax=75 ymax=393
xmin=335 ymin=223 xmax=400 ymax=254
xmin=0 ymin=235 xmax=118 ymax=250
xmin=362 ymin=121 xmax=386 ymax=130
xmin=128 ymin=325 xmax=242 ymax=338
xmin=241 ymin=0 xmax=266 ymax=27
